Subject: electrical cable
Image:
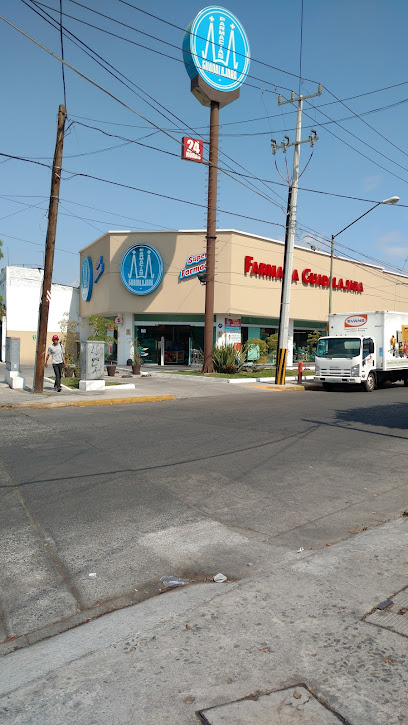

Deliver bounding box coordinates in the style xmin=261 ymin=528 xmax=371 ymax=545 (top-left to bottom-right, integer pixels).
xmin=59 ymin=0 xmax=67 ymax=109
xmin=322 ymin=85 xmax=408 ymax=160
xmin=32 ymin=0 xmax=408 ymax=177
xmin=31 ymin=0 xmax=296 ymax=96
xmin=29 ymin=0 xmax=408 ymax=185
xmin=303 ymin=96 xmax=408 ymax=175
xmin=0 ymin=231 xmax=78 ymax=256
xmin=23 ymin=0 xmax=287 ymax=210
xmin=3 ymin=147 xmax=408 ymax=210
xmin=68 ymin=87 xmax=408 ymax=131
xmin=298 ymin=0 xmax=304 ymax=95
xmin=115 ymin=0 xmax=320 ymax=85
xmin=0 ymin=150 xmax=287 ymax=229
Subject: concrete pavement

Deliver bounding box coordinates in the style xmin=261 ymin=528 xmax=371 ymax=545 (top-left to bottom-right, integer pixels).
xmin=0 ymin=362 xmax=318 ymax=409
xmin=0 ymin=517 xmax=407 ymax=724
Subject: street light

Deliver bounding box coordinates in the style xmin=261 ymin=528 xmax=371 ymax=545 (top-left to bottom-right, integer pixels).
xmin=329 ymin=196 xmax=399 ymax=315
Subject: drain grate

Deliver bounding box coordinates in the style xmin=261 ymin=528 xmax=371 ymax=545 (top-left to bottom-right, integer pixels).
xmin=365 ymin=586 xmax=408 ymax=638
xmin=198 ymin=685 xmax=351 ymax=724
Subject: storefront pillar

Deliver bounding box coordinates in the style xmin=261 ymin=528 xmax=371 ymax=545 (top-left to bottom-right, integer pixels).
xmin=287 ymin=319 xmax=294 ymax=366
xmin=117 ymin=313 xmax=133 ymax=365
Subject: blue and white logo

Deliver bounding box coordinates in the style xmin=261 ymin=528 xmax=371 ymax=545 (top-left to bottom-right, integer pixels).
xmin=183 ymin=6 xmax=250 ymax=92
xmin=120 ymin=244 xmax=164 ymax=296
xmin=81 ymin=257 xmax=93 ymax=302
xmin=94 ymin=255 xmax=104 ymax=283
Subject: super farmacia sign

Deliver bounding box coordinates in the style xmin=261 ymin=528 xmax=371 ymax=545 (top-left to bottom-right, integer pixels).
xmin=244 ymin=255 xmax=364 ymax=293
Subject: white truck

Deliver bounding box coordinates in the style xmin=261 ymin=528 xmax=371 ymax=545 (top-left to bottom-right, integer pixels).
xmin=314 ymin=311 xmax=408 ymax=391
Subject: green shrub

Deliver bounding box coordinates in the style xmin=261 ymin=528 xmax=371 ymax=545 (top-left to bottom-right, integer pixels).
xmin=213 ymin=343 xmax=246 ymax=373
xmin=246 ymin=337 xmax=269 ymax=363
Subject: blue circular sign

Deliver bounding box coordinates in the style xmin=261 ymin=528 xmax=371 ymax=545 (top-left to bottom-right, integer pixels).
xmin=183 ymin=6 xmax=250 ymax=92
xmin=120 ymin=244 xmax=164 ymax=296
xmin=81 ymin=257 xmax=93 ymax=302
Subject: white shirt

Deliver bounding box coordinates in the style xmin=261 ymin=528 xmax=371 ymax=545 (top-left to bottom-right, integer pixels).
xmin=47 ymin=343 xmax=65 ymax=364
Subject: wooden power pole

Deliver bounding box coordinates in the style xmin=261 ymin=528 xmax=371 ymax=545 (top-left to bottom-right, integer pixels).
xmin=34 ymin=104 xmax=66 ymax=393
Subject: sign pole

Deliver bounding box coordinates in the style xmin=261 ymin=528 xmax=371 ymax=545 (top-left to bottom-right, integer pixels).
xmin=182 ymin=7 xmax=250 ymax=372
xmin=202 ymin=100 xmax=219 ymax=373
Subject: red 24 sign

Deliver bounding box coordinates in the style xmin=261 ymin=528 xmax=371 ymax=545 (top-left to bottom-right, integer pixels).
xmin=181 ymin=136 xmax=204 ymax=163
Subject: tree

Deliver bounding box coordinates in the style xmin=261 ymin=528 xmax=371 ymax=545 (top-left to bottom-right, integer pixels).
xmin=307 ymin=329 xmax=321 ymax=352
xmin=59 ymin=313 xmax=82 ymax=372
xmin=266 ymin=333 xmax=278 ymax=360
xmin=88 ymin=314 xmax=117 ymax=343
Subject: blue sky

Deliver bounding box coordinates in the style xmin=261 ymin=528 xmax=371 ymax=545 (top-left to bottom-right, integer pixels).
xmin=1 ymin=0 xmax=408 ymax=285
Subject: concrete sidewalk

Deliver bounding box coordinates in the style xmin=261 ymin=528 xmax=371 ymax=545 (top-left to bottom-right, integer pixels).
xmin=0 ymin=517 xmax=406 ymax=724
xmin=0 ymin=362 xmax=319 ymax=409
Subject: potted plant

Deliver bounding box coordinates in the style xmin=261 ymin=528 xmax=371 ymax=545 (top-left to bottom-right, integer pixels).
xmin=131 ymin=335 xmax=143 ymax=375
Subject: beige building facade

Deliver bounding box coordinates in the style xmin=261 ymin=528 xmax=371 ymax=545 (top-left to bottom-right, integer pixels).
xmin=79 ymin=229 xmax=408 ymax=366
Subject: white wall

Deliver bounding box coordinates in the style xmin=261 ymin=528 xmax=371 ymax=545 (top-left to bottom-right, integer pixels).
xmin=3 ymin=266 xmax=79 ymax=333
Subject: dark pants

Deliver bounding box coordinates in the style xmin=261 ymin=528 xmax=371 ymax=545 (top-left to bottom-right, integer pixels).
xmin=53 ymin=363 xmax=63 ymax=389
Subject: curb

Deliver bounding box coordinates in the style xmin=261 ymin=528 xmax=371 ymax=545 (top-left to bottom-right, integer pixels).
xmin=0 ymin=394 xmax=176 ymax=410
xmin=250 ymin=383 xmax=323 ymax=391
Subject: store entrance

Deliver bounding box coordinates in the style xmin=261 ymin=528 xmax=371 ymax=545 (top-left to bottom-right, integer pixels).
xmin=136 ymin=324 xmax=204 ymax=365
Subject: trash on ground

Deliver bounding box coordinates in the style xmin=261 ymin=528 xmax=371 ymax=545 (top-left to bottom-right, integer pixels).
xmin=89 ymin=572 xmax=97 ymax=578
xmin=297 ymin=547 xmax=304 ymax=553
xmin=213 ymin=573 xmax=228 ymax=583
xmin=160 ymin=576 xmax=189 ymax=588
xmin=377 ymin=598 xmax=393 ymax=610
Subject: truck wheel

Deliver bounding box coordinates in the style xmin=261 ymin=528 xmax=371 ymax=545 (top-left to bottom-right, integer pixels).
xmin=364 ymin=372 xmax=376 ymax=392
xmin=404 ymin=377 xmax=408 ymax=387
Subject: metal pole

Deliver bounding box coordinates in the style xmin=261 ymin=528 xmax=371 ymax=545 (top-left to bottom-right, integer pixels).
xmin=275 ymin=98 xmax=303 ymax=385
xmin=202 ymin=100 xmax=219 ymax=373
xmin=328 ymin=234 xmax=334 ymax=316
xmin=33 ymin=104 xmax=66 ymax=393
xmin=275 ymin=185 xmax=292 ymax=378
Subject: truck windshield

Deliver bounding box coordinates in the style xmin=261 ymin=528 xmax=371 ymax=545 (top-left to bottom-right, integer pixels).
xmin=316 ymin=337 xmax=361 ymax=359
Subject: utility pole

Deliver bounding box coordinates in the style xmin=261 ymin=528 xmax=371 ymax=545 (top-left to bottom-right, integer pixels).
xmin=202 ymin=100 xmax=219 ymax=373
xmin=34 ymin=104 xmax=66 ymax=393
xmin=272 ymin=86 xmax=322 ymax=385
xmin=329 ymin=235 xmax=334 ymax=316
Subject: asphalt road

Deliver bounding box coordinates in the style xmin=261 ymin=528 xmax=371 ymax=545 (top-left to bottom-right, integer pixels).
xmin=1 ymin=383 xmax=407 ymax=650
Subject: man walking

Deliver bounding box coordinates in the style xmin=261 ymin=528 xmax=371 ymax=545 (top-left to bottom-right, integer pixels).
xmin=45 ymin=335 xmax=65 ymax=392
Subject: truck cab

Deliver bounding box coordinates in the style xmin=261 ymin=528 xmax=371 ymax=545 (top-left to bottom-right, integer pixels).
xmin=314 ymin=336 xmax=376 ymax=391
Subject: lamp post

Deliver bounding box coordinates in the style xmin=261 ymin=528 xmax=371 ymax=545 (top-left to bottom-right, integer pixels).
xmin=329 ymin=196 xmax=399 ymax=315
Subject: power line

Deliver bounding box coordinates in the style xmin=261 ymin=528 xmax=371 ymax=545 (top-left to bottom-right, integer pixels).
xmin=31 ymin=0 xmax=296 ymax=95
xmin=0 ymin=231 xmax=78 ymax=256
xmin=29 ymin=0 xmax=408 ymax=184
xmin=3 ymin=148 xmax=408 ymax=211
xmin=0 ymin=150 xmax=287 ymax=228
xmin=115 ymin=0 xmax=321 ymax=85
xmin=212 ymin=98 xmax=408 ymax=137
xmin=2 ymin=188 xmax=406 ymax=282
xmin=298 ymin=0 xmax=304 ymax=95
xmin=23 ymin=0 xmax=287 ymax=211
xmin=59 ymin=0 xmax=67 ymax=108
xmin=303 ymin=96 xmax=408 ymax=176
xmin=323 ymin=85 xmax=408 ymax=161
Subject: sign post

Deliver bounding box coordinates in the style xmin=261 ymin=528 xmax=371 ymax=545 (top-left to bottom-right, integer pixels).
xmin=183 ymin=7 xmax=250 ymax=372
